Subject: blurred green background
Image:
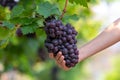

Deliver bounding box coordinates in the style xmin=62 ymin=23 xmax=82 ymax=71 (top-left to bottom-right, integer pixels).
xmin=0 ymin=0 xmax=120 ymax=80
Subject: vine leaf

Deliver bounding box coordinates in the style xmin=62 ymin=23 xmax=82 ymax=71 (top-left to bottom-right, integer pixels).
xmin=36 ymin=2 xmax=60 ymax=18
xmin=0 ymin=39 xmax=9 ymax=49
xmin=0 ymin=27 xmax=15 ymax=49
xmin=10 ymin=17 xmax=36 ymax=25
xmin=21 ymin=26 xmax=34 ymax=35
xmin=2 ymin=21 xmax=15 ymax=30
xmin=69 ymin=0 xmax=88 ymax=7
xmin=0 ymin=6 xmax=7 ymax=20
xmin=21 ymin=23 xmax=38 ymax=35
xmin=0 ymin=27 xmax=10 ymax=40
xmin=11 ymin=5 xmax=24 ymax=18
xmin=36 ymin=19 xmax=44 ymax=27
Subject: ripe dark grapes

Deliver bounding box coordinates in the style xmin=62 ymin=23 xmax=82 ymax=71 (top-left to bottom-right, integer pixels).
xmin=0 ymin=0 xmax=19 ymax=10
xmin=44 ymin=16 xmax=79 ymax=68
xmin=16 ymin=28 xmax=23 ymax=37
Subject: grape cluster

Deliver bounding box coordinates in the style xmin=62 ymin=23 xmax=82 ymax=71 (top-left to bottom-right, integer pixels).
xmin=0 ymin=0 xmax=19 ymax=9
xmin=44 ymin=16 xmax=79 ymax=68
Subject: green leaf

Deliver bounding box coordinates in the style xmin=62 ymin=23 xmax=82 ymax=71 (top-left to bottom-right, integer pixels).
xmin=0 ymin=6 xmax=9 ymax=20
xmin=0 ymin=39 xmax=9 ymax=49
xmin=11 ymin=5 xmax=24 ymax=18
xmin=2 ymin=21 xmax=15 ymax=30
xmin=0 ymin=6 xmax=5 ymax=20
xmin=0 ymin=27 xmax=10 ymax=40
xmin=10 ymin=17 xmax=36 ymax=25
xmin=36 ymin=2 xmax=60 ymax=18
xmin=19 ymin=0 xmax=36 ymax=17
xmin=36 ymin=19 xmax=44 ymax=27
xmin=69 ymin=0 xmax=88 ymax=7
xmin=20 ymin=0 xmax=35 ymax=9
xmin=21 ymin=26 xmax=34 ymax=35
xmin=21 ymin=23 xmax=38 ymax=35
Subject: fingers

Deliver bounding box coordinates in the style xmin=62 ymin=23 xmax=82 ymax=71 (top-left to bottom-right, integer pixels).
xmin=57 ymin=60 xmax=70 ymax=71
xmin=55 ymin=53 xmax=70 ymax=70
xmin=49 ymin=52 xmax=71 ymax=71
xmin=55 ymin=52 xmax=62 ymax=60
xmin=57 ymin=56 xmax=64 ymax=63
xmin=49 ymin=52 xmax=62 ymax=60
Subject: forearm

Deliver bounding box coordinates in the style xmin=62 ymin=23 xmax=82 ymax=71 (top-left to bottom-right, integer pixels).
xmin=78 ymin=18 xmax=120 ymax=62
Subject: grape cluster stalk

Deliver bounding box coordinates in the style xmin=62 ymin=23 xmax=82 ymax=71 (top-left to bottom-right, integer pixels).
xmin=44 ymin=16 xmax=79 ymax=68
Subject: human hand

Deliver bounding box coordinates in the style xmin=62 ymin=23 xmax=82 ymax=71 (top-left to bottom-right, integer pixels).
xmin=49 ymin=52 xmax=71 ymax=71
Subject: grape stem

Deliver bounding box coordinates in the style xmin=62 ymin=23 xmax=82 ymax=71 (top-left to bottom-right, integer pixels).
xmin=16 ymin=24 xmax=21 ymax=28
xmin=60 ymin=0 xmax=68 ymax=19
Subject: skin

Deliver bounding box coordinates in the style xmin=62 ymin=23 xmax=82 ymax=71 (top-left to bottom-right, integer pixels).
xmin=49 ymin=18 xmax=120 ymax=71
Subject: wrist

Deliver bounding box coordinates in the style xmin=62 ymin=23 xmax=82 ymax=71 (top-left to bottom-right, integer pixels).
xmin=78 ymin=48 xmax=88 ymax=63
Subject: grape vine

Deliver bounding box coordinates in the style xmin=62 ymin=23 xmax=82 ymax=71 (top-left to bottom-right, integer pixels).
xmin=0 ymin=0 xmax=91 ymax=74
xmin=60 ymin=0 xmax=68 ymax=19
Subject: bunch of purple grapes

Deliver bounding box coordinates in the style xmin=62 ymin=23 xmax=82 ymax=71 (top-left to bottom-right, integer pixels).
xmin=0 ymin=0 xmax=19 ymax=9
xmin=44 ymin=16 xmax=79 ymax=68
